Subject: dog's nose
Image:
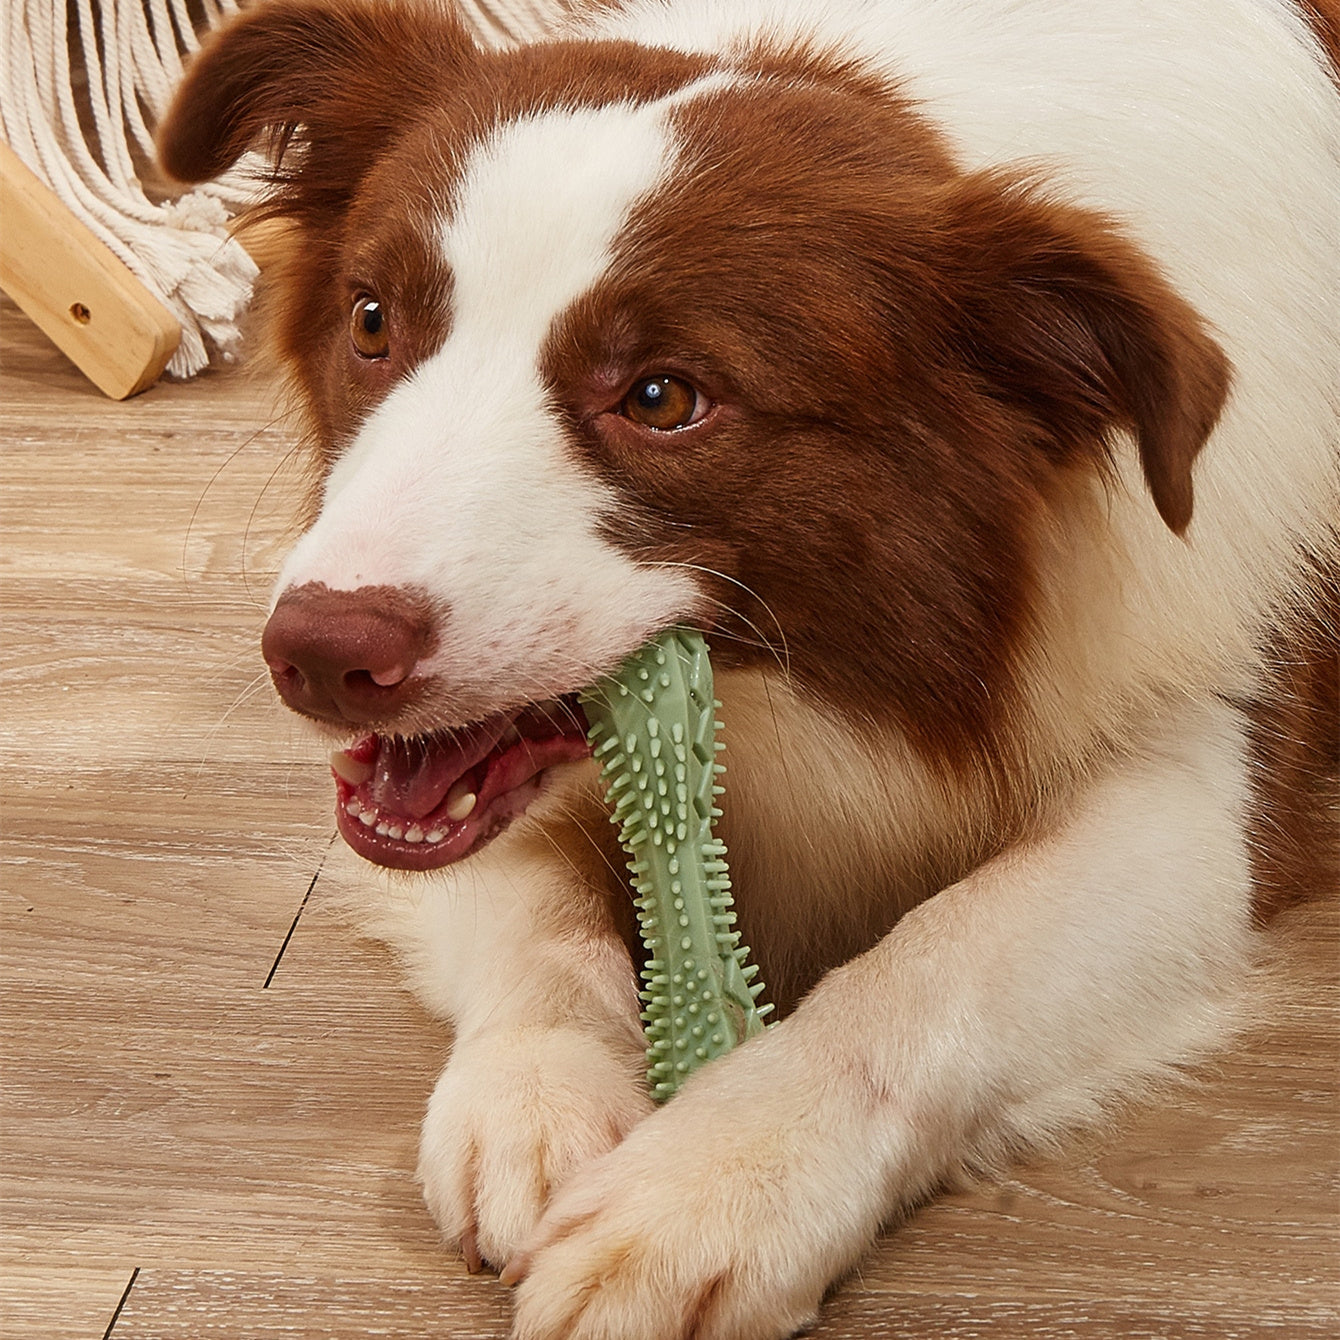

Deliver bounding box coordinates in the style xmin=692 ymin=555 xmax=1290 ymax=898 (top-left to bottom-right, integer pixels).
xmin=261 ymin=582 xmax=438 ymax=724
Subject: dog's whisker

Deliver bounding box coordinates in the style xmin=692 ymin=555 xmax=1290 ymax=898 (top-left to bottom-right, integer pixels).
xmin=182 ymin=403 xmax=304 ymax=600
xmin=241 ymin=439 xmax=310 ymax=612
xmin=183 ymin=671 xmax=280 ymax=798
xmin=646 ymin=560 xmax=794 ymax=681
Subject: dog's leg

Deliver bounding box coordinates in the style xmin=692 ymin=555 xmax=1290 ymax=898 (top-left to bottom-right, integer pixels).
xmin=377 ymin=818 xmax=653 ymax=1271
xmin=505 ymin=698 xmax=1258 ymax=1340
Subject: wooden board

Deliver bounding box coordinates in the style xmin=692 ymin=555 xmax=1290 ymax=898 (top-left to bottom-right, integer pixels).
xmin=1 ymin=293 xmax=1335 ymax=1339
xmin=0 ymin=141 xmax=180 ymax=400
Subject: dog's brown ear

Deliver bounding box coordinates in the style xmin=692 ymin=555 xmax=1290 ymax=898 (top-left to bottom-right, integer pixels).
xmin=158 ymin=0 xmax=476 ymax=189
xmin=950 ymin=174 xmax=1230 ymax=535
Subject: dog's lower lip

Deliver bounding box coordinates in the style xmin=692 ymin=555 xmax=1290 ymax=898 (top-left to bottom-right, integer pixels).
xmin=334 ymin=784 xmax=508 ymax=870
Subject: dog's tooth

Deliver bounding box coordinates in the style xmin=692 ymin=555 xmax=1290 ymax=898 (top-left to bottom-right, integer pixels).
xmin=404 ymin=826 xmax=424 ymax=843
xmin=445 ymin=780 xmax=478 ymax=822
xmin=388 ymin=825 xmax=404 ymax=840
xmin=346 ymin=798 xmax=363 ymax=817
xmin=358 ymin=809 xmax=377 ymax=828
xmin=425 ymin=828 xmax=446 ymax=843
xmin=330 ymin=750 xmax=374 ymax=786
xmin=375 ymin=822 xmax=390 ymax=836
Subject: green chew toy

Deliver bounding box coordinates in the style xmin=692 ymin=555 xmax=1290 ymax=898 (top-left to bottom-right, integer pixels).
xmin=580 ymin=628 xmax=773 ymax=1101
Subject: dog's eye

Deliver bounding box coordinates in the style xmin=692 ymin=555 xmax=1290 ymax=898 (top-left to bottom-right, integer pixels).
xmin=621 ymin=375 xmax=706 ymax=431
xmin=350 ymin=295 xmax=389 ymax=359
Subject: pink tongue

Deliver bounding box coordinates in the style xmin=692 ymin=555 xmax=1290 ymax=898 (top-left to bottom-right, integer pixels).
xmin=367 ymin=726 xmax=493 ymax=821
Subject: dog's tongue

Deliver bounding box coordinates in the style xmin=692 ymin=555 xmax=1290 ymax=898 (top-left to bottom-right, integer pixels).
xmin=365 ymin=725 xmax=498 ymax=821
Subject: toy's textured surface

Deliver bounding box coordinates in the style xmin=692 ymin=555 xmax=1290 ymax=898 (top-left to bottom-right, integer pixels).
xmin=580 ymin=629 xmax=772 ymax=1100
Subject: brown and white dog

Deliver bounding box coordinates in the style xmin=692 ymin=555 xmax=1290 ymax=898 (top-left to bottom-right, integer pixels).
xmin=160 ymin=1 xmax=1339 ymax=1335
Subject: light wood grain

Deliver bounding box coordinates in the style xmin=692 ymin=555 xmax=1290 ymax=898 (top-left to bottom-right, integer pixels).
xmin=1 ymin=292 xmax=1335 ymax=1340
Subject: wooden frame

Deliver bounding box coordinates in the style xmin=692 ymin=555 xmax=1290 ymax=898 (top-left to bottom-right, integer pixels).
xmin=0 ymin=139 xmax=181 ymax=400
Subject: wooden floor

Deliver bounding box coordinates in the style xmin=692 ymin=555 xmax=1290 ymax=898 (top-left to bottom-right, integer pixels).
xmin=1 ymin=293 xmax=1336 ymax=1339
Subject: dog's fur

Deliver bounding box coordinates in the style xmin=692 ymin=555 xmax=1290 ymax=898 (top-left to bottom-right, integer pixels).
xmin=160 ymin=2 xmax=1339 ymax=1336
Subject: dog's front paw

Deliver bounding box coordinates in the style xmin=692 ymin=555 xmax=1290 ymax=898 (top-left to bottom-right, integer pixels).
xmin=418 ymin=1025 xmax=653 ymax=1273
xmin=504 ymin=1030 xmax=881 ymax=1340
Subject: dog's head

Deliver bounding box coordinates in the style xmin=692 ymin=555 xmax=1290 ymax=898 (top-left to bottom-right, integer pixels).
xmin=160 ymin=0 xmax=1228 ymax=870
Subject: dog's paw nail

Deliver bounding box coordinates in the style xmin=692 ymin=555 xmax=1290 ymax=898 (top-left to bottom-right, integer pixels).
xmin=499 ymin=1252 xmax=530 ymax=1287
xmin=460 ymin=1223 xmax=485 ymax=1274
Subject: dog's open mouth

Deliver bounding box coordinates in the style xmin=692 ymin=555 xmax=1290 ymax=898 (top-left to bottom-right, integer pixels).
xmin=329 ymin=696 xmax=593 ymax=871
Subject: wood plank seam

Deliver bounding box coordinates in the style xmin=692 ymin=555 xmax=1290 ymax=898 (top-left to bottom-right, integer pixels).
xmin=263 ymin=846 xmax=332 ymax=990
xmin=101 ymin=1268 xmax=140 ymax=1340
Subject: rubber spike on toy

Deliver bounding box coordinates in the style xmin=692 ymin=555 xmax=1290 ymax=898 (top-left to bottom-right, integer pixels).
xmin=580 ymin=628 xmax=772 ymax=1101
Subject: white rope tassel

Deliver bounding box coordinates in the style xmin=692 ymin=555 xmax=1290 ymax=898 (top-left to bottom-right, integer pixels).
xmin=0 ymin=0 xmax=259 ymax=378
xmin=0 ymin=1 xmax=570 ymax=380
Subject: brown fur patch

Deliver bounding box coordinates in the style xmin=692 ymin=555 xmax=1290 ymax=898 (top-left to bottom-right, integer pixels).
xmin=1246 ymin=558 xmax=1340 ymax=920
xmin=1297 ymin=0 xmax=1340 ymax=75
xmin=158 ymin=0 xmax=717 ymax=473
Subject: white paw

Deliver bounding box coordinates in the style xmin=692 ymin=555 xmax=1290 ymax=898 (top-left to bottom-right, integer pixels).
xmin=504 ymin=1028 xmax=883 ymax=1340
xmin=418 ymin=1025 xmax=653 ymax=1272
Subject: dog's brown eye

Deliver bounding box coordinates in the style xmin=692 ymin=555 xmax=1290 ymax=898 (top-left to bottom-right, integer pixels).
xmin=621 ymin=375 xmax=705 ymax=431
xmin=350 ymin=295 xmax=389 ymax=359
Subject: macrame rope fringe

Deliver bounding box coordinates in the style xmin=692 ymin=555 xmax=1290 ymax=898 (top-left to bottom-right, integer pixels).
xmin=0 ymin=0 xmax=566 ymax=380
xmin=1 ymin=0 xmax=265 ymax=377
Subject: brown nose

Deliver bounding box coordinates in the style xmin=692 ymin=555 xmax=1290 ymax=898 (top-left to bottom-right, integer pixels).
xmin=261 ymin=582 xmax=439 ymax=724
